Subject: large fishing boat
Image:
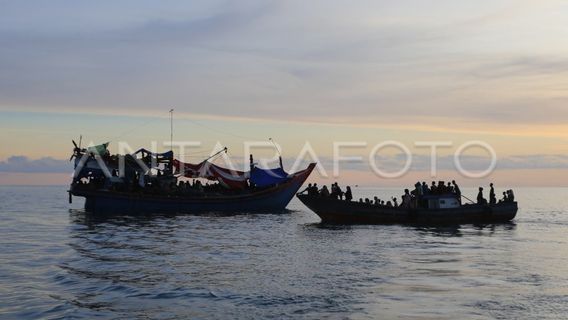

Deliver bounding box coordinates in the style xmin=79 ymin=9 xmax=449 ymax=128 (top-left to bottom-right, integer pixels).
xmin=297 ymin=193 xmax=517 ymax=224
xmin=68 ymin=142 xmax=315 ymax=213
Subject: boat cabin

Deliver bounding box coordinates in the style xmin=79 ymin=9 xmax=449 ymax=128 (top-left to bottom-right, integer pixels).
xmin=424 ymin=195 xmax=461 ymax=209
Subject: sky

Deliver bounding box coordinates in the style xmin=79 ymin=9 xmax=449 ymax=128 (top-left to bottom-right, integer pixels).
xmin=1 ymin=0 xmax=568 ymax=186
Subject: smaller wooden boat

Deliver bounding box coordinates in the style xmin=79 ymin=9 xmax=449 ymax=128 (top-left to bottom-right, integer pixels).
xmin=296 ymin=194 xmax=518 ymax=225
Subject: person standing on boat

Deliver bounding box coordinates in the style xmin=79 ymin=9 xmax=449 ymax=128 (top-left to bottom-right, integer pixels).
xmin=477 ymin=187 xmax=486 ymax=205
xmin=336 ymin=183 xmax=344 ymax=200
xmin=421 ymin=182 xmax=429 ymax=195
xmin=345 ymin=186 xmax=353 ymax=201
xmin=452 ymin=180 xmax=461 ymax=197
xmin=489 ymin=183 xmax=496 ymax=205
xmin=401 ymin=189 xmax=412 ymax=208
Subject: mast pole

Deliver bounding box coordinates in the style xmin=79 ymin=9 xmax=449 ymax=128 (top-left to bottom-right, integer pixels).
xmin=169 ymin=108 xmax=174 ymax=153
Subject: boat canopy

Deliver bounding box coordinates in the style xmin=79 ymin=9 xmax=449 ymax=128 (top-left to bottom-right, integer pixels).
xmin=173 ymin=159 xmax=291 ymax=189
xmin=173 ymin=159 xmax=249 ymax=189
xmin=250 ymin=167 xmax=289 ymax=188
xmin=133 ymin=148 xmax=173 ymax=160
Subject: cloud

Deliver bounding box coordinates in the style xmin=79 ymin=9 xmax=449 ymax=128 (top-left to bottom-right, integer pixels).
xmin=0 ymin=156 xmax=71 ymax=173
xmin=1 ymin=0 xmax=568 ymax=129
xmin=1 ymin=152 xmax=566 ymax=175
xmin=287 ymin=153 xmax=568 ymax=173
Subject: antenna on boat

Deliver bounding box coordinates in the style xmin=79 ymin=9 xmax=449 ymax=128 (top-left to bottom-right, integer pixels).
xmin=169 ymin=108 xmax=174 ymax=155
xmin=79 ymin=135 xmax=82 ymax=149
xmin=269 ymin=138 xmax=283 ymax=169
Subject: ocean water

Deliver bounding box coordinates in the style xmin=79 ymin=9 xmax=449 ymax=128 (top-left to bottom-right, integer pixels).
xmin=1 ymin=186 xmax=567 ymax=319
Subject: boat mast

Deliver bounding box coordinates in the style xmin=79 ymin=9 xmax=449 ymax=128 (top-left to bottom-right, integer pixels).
xmin=169 ymin=108 xmax=174 ymax=154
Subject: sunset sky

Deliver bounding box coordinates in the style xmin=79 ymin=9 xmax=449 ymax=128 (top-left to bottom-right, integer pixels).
xmin=1 ymin=0 xmax=568 ymax=186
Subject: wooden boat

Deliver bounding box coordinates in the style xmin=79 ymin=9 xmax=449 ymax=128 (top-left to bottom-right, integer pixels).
xmin=71 ymin=164 xmax=315 ymax=213
xmin=68 ymin=142 xmax=316 ymax=213
xmin=296 ymin=193 xmax=518 ymax=224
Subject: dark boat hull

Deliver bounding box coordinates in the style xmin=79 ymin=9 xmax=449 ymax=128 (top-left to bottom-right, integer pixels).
xmin=71 ymin=164 xmax=315 ymax=214
xmin=297 ymin=194 xmax=518 ymax=225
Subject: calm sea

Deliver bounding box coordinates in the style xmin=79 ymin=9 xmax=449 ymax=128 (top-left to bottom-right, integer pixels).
xmin=1 ymin=186 xmax=567 ymax=319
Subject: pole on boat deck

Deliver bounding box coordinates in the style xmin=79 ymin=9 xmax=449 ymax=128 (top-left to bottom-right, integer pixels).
xmin=169 ymin=108 xmax=174 ymax=154
xmin=461 ymin=194 xmax=475 ymax=204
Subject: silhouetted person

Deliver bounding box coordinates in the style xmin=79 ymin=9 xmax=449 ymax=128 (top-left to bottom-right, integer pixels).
xmin=501 ymin=191 xmax=508 ymax=202
xmin=437 ymin=181 xmax=446 ymax=194
xmin=320 ymin=185 xmax=330 ymax=197
xmin=452 ymin=180 xmax=461 ymax=197
xmin=300 ymin=183 xmax=312 ymax=195
xmin=430 ymin=181 xmax=437 ymax=194
xmin=336 ymin=183 xmax=344 ymax=200
xmin=507 ymin=190 xmax=515 ymax=202
xmin=489 ymin=183 xmax=496 ymax=205
xmin=446 ymin=182 xmax=454 ymax=194
xmin=477 ymin=187 xmax=486 ymax=205
xmin=310 ymin=183 xmax=318 ymax=196
xmin=402 ymin=189 xmax=411 ymax=208
xmin=422 ymin=181 xmax=429 ymax=195
xmin=331 ymin=182 xmax=339 ymax=199
xmin=414 ymin=182 xmax=423 ymax=198
xmin=344 ymin=186 xmax=353 ymax=201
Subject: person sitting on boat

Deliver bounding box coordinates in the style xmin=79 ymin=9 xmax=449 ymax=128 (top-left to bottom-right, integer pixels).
xmin=374 ymin=196 xmax=379 ymax=205
xmin=437 ymin=181 xmax=447 ymax=194
xmin=299 ymin=183 xmax=312 ymax=195
xmin=430 ymin=181 xmax=437 ymax=194
xmin=309 ymin=183 xmax=318 ymax=196
xmin=489 ymin=183 xmax=496 ymax=204
xmin=331 ymin=182 xmax=343 ymax=200
xmin=392 ymin=197 xmax=398 ymax=207
xmin=477 ymin=187 xmax=487 ymax=205
xmin=344 ymin=186 xmax=353 ymax=201
xmin=500 ymin=191 xmax=508 ymax=203
xmin=386 ymin=200 xmax=393 ymax=207
xmin=320 ymin=185 xmax=330 ymax=197
xmin=507 ymin=189 xmax=515 ymax=202
xmin=365 ymin=198 xmax=371 ymax=204
xmin=446 ymin=182 xmax=454 ymax=194
xmin=330 ymin=183 xmax=338 ymax=198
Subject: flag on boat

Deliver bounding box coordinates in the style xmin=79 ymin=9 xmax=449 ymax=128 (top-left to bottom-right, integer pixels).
xmin=86 ymin=142 xmax=109 ymax=155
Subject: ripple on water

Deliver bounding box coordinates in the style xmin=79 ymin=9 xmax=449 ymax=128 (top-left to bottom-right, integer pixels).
xmin=1 ymin=186 xmax=568 ymax=319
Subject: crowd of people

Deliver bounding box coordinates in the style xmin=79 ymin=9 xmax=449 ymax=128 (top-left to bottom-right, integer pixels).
xmin=300 ymin=180 xmax=516 ymax=209
xmin=73 ymin=169 xmax=236 ymax=196
xmin=477 ymin=183 xmax=515 ymax=205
